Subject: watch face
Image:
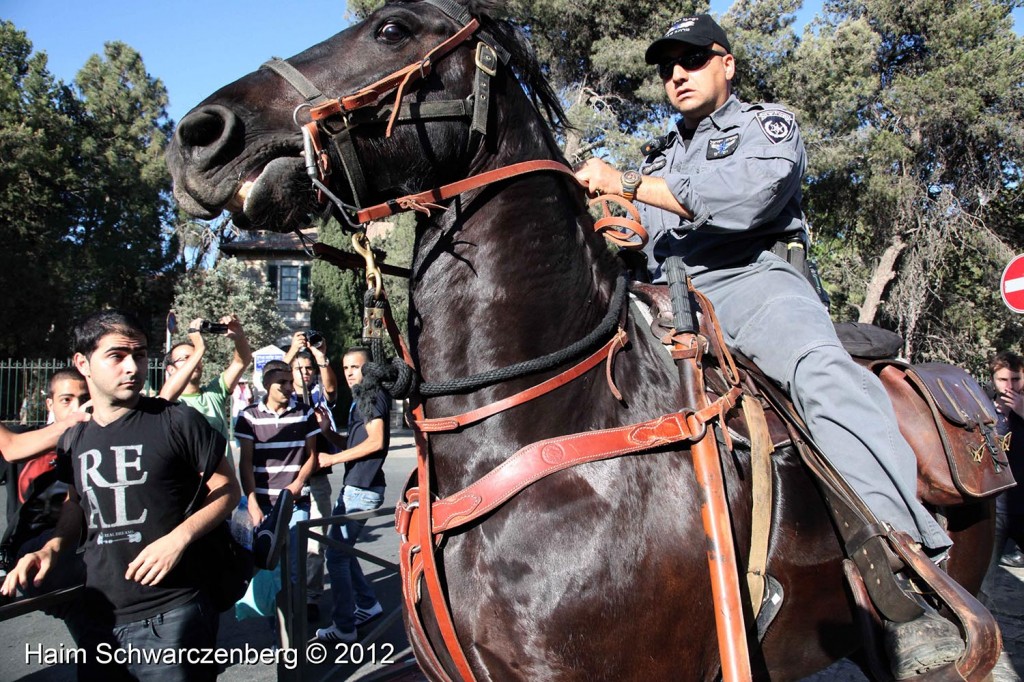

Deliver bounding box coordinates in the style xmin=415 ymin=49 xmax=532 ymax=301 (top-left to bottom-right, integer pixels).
xmin=622 ymin=170 xmax=641 ymax=186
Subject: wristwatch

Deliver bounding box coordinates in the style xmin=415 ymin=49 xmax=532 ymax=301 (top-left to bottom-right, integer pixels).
xmin=620 ymin=170 xmax=642 ymax=201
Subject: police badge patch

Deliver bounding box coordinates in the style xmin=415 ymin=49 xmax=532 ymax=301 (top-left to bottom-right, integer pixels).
xmin=706 ymin=134 xmax=740 ymax=160
xmin=755 ymin=110 xmax=795 ymax=144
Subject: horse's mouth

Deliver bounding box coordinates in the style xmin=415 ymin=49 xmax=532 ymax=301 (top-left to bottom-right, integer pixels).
xmin=179 ymin=155 xmax=314 ymax=231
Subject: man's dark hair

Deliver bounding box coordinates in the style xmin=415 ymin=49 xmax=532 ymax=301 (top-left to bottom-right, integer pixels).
xmin=344 ymin=347 xmax=371 ymax=363
xmin=164 ymin=341 xmax=195 ymax=370
xmin=990 ymin=351 xmax=1024 ymax=376
xmin=73 ymin=310 xmax=147 ymax=356
xmin=291 ymin=349 xmax=316 ymax=366
xmin=262 ymin=360 xmax=291 ymax=387
xmin=48 ymin=368 xmax=86 ymax=397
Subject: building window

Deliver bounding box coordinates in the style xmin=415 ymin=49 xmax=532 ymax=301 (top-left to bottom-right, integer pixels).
xmin=268 ymin=264 xmax=311 ymax=302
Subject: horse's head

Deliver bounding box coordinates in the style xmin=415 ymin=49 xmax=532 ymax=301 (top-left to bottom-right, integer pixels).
xmin=167 ymin=0 xmax=566 ymax=233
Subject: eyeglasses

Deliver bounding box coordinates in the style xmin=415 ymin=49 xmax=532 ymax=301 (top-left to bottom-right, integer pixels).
xmin=657 ymin=49 xmax=727 ymax=79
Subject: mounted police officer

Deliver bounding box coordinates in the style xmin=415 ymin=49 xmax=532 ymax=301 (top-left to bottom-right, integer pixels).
xmin=575 ymin=14 xmax=964 ymax=679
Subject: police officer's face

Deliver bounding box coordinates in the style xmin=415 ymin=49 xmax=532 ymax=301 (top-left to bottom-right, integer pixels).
xmin=661 ymin=42 xmax=735 ymax=126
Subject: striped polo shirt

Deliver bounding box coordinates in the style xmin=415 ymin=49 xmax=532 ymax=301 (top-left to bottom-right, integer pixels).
xmin=235 ymin=400 xmax=321 ymax=507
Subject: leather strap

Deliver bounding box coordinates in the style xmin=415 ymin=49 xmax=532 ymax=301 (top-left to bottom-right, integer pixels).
xmin=590 ymin=194 xmax=648 ymax=249
xmin=355 ymin=159 xmax=579 ymax=223
xmin=429 ymin=393 xmax=741 ymax=534
xmin=742 ymin=393 xmax=774 ymax=615
xmin=416 ymin=328 xmax=628 ymax=433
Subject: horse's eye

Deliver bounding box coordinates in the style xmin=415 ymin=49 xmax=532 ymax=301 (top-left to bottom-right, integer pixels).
xmin=377 ymin=21 xmax=409 ymax=44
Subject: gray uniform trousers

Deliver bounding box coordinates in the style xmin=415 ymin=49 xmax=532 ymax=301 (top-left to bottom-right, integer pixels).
xmin=692 ymin=250 xmax=951 ymax=550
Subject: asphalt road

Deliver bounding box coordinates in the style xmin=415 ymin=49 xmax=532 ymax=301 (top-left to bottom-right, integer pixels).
xmin=1 ymin=433 xmax=1022 ymax=681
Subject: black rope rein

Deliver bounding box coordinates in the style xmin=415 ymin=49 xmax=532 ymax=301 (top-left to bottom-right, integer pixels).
xmin=353 ymin=273 xmax=628 ymax=419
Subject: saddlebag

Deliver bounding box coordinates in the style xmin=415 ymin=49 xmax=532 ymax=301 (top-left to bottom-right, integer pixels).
xmin=874 ymin=360 xmax=1015 ymax=506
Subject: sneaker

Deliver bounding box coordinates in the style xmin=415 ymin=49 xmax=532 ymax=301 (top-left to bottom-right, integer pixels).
xmin=353 ymin=601 xmax=383 ymax=627
xmin=884 ymin=607 xmax=965 ymax=679
xmin=252 ymin=490 xmax=293 ymax=570
xmin=314 ymin=624 xmax=357 ymax=643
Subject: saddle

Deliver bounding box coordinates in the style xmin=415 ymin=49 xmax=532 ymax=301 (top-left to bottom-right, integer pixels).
xmin=630 ymin=282 xmax=1014 ymax=510
xmin=630 ymin=281 xmax=1006 ymax=681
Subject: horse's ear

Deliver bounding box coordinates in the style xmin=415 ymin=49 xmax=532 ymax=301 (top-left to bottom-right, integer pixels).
xmin=463 ymin=0 xmax=503 ymax=20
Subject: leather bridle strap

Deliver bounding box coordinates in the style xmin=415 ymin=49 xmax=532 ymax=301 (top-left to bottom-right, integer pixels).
xmin=355 ymin=159 xmax=578 ymax=222
xmin=416 ymin=328 xmax=628 ymax=433
xmin=427 ymin=388 xmax=744 ymax=534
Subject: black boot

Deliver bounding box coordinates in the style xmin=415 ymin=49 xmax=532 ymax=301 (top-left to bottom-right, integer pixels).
xmin=884 ymin=602 xmax=964 ymax=679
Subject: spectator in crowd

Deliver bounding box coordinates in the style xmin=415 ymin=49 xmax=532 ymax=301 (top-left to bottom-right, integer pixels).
xmin=983 ymin=352 xmax=1024 ymax=587
xmin=289 ymin=345 xmax=340 ymax=622
xmin=234 ymin=359 xmax=320 ymax=637
xmin=161 ymin=314 xmax=253 ymax=442
xmin=315 ymin=347 xmax=390 ymax=644
xmin=2 ymin=309 xmax=239 ymax=682
xmin=0 ymin=369 xmax=89 ymax=650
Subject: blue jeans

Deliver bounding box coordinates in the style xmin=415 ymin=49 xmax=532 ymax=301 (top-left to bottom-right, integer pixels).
xmin=77 ymin=592 xmax=219 ymax=682
xmin=325 ymin=485 xmax=384 ymax=631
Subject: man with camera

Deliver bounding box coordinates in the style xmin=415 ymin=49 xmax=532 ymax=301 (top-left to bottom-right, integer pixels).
xmin=284 ymin=330 xmax=339 ymax=620
xmin=162 ymin=315 xmax=253 ymax=441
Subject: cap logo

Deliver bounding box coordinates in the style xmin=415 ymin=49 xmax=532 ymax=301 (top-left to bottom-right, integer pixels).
xmin=666 ymin=17 xmax=698 ymax=36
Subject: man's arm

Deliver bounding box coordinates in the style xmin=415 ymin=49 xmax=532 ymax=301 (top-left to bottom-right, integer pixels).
xmin=124 ymin=456 xmax=241 ymax=587
xmin=1 ymin=415 xmax=89 ymax=462
xmin=1 ymin=487 xmax=84 ymax=595
xmin=285 ymin=434 xmax=319 ymax=497
xmin=220 ymin=315 xmax=253 ymax=392
xmin=575 ymin=158 xmax=694 ymax=218
xmin=282 ymin=331 xmax=307 ymax=365
xmin=237 ymin=437 xmax=264 ymax=527
xmin=308 ymin=344 xmax=338 ymax=404
xmin=159 ymin=321 xmax=206 ymax=401
xmin=319 ymin=418 xmax=386 ymax=468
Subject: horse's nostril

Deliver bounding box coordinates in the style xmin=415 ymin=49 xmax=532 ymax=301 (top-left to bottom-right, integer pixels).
xmin=173 ymin=104 xmax=243 ymax=169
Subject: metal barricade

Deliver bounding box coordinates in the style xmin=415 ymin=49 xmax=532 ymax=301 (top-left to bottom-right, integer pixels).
xmin=278 ymin=506 xmax=419 ymax=682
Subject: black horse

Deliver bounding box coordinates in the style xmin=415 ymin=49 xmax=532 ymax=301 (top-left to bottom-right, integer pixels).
xmin=166 ymin=1 xmax=994 ymax=678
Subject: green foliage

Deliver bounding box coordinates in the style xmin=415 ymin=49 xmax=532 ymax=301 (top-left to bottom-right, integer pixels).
xmin=169 ymin=258 xmax=288 ymax=373
xmin=0 ymin=23 xmax=178 ymax=357
xmin=311 ymin=218 xmax=367 ymax=351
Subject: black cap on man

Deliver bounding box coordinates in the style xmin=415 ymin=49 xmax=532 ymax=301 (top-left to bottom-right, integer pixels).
xmin=645 ymin=14 xmax=731 ymax=64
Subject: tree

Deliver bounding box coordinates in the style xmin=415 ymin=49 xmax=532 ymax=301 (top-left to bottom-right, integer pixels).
xmin=66 ymin=41 xmax=178 ymax=331
xmin=778 ymin=0 xmax=1024 ymax=367
xmin=0 ymin=21 xmax=79 ymax=357
xmin=0 ymin=25 xmax=180 ymax=357
xmin=169 ymin=258 xmax=288 ymax=373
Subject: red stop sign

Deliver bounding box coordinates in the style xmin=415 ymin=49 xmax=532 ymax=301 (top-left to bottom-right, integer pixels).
xmin=1001 ymin=255 xmax=1024 ymax=313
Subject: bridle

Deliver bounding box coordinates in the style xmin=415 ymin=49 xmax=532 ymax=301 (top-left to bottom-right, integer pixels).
xmin=260 ymin=0 xmax=529 ymax=228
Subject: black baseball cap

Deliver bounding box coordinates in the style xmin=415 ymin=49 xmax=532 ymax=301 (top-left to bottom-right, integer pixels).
xmin=645 ymin=14 xmax=731 ymax=64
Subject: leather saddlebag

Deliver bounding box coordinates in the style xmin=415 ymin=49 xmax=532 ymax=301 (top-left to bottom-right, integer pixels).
xmin=874 ymin=360 xmax=1015 ymax=506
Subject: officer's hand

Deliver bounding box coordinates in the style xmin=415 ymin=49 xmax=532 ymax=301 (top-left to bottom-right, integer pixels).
xmin=573 ymin=158 xmax=620 ymax=198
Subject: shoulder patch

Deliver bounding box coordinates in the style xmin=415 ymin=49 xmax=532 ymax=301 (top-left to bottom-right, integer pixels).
xmin=706 ymin=134 xmax=740 ymax=160
xmin=754 ymin=110 xmax=795 ymax=144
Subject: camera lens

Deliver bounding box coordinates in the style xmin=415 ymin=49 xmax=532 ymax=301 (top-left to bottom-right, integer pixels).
xmin=305 ymin=331 xmax=324 ymax=348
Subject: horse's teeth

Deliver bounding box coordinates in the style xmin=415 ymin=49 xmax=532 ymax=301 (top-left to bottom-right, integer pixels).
xmin=238 ymin=180 xmax=254 ymax=202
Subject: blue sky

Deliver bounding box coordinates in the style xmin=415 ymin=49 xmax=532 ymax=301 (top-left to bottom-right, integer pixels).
xmin=4 ymin=1 xmax=1023 ymax=124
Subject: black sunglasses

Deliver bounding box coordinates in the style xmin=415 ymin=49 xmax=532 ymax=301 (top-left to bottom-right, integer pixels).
xmin=657 ymin=49 xmax=728 ymax=79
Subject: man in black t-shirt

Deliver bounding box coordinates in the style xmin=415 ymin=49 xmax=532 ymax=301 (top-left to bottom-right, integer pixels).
xmin=314 ymin=347 xmax=390 ymax=643
xmin=1 ymin=310 xmax=241 ymax=682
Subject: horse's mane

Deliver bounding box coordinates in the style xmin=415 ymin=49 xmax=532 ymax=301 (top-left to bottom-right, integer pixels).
xmin=393 ymin=0 xmax=570 ymax=133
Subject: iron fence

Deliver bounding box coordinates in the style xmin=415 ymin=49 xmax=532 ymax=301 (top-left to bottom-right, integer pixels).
xmin=0 ymin=358 xmax=166 ymax=427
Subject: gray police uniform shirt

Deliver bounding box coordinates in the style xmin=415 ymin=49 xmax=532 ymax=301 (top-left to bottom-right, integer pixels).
xmin=637 ymin=94 xmax=807 ymax=280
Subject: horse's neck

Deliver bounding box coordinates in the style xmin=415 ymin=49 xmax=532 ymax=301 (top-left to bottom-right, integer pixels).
xmin=408 ymin=135 xmax=615 ymax=406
